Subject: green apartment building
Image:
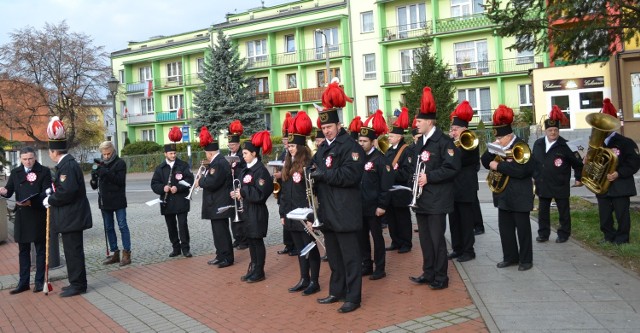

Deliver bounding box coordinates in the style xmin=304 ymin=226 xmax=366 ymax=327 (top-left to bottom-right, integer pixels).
xmin=110 ymin=0 xmax=547 ymax=152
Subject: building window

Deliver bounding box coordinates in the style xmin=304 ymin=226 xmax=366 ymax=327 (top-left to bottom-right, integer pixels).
xmin=516 ymin=35 xmax=534 ymax=65
xmin=287 ymin=74 xmax=297 ymax=89
xmin=518 ymin=84 xmax=533 ymax=106
xmin=142 ymin=129 xmax=156 ymax=142
xmin=139 ymin=66 xmax=152 ymax=82
xmin=397 ymin=3 xmax=426 ymax=38
xmin=118 ymin=70 xmax=124 ymax=83
xmin=400 ymin=49 xmax=418 ymax=83
xmin=255 ymin=77 xmax=269 ymax=98
xmin=285 ymin=35 xmax=295 ymax=53
xmin=366 ymin=96 xmax=379 ymax=114
xmin=264 ymin=113 xmax=271 ymax=131
xmin=247 ymin=39 xmax=268 ymax=66
xmin=364 ymin=54 xmax=376 ymax=80
xmin=316 ymin=68 xmax=341 ymax=87
xmin=579 ymin=91 xmax=604 ymax=110
xmin=451 ymin=0 xmax=484 ymax=17
xmin=141 ymin=98 xmax=154 ymax=114
xmin=361 ymin=11 xmax=374 ymax=33
xmin=315 ymin=28 xmax=339 ymax=60
xmin=196 ymin=58 xmax=205 ymax=74
xmin=168 ymin=95 xmax=184 ymax=111
xmin=166 ymin=61 xmax=182 ymax=82
xmin=458 ymin=87 xmax=491 ymax=122
xmin=454 ymin=40 xmax=488 ymax=73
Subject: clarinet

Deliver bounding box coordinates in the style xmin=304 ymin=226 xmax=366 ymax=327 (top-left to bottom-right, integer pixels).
xmin=162 ymin=164 xmax=174 ymax=204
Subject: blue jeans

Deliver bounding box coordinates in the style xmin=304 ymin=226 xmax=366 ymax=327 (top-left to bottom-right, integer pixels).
xmin=102 ymin=208 xmax=131 ymax=251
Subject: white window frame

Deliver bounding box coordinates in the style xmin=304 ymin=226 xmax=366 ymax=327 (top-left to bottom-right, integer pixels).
xmin=366 ymin=96 xmax=379 ymax=114
xmin=454 ymin=39 xmax=488 ymax=73
xmin=458 ymin=87 xmax=491 ymax=122
xmin=285 ymin=35 xmax=295 ymax=53
xmin=196 ymin=58 xmax=205 ymax=74
xmin=315 ymin=28 xmax=339 ymax=60
xmin=516 ymin=35 xmax=534 ymax=65
xmin=400 ymin=49 xmax=418 ymax=83
xmin=518 ymin=84 xmax=533 ymax=106
xmin=166 ymin=61 xmax=182 ymax=82
xmin=141 ymin=98 xmax=155 ymax=114
xmin=168 ymin=94 xmax=184 ymax=111
xmin=139 ymin=66 xmax=152 ymax=82
xmin=118 ymin=70 xmax=125 ymax=84
xmin=363 ymin=54 xmax=376 ymax=80
xmin=451 ymin=0 xmax=484 ymax=17
xmin=397 ymin=3 xmax=426 ymax=38
xmin=247 ymin=39 xmax=268 ymax=65
xmin=361 ymin=11 xmax=374 ymax=33
xmin=142 ymin=129 xmax=156 ymax=142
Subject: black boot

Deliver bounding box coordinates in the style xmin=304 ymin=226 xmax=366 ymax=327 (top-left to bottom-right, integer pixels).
xmin=302 ymin=281 xmax=320 ymax=296
xmin=246 ymin=266 xmax=265 ymax=283
xmin=288 ymin=278 xmax=309 ymax=292
xmin=241 ymin=263 xmax=255 ymax=282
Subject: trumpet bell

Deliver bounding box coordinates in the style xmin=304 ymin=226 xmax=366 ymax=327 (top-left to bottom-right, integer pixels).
xmin=377 ymin=135 xmax=390 ymax=154
xmin=455 ymin=130 xmax=479 ymax=150
xmin=509 ymin=142 xmax=531 ymax=164
xmin=585 ymin=113 xmax=621 ymax=148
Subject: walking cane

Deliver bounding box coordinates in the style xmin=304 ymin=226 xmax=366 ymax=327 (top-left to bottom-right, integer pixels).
xmin=44 ymin=208 xmax=53 ymax=295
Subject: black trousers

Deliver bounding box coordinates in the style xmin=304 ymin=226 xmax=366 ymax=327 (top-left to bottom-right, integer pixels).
xmin=538 ymin=197 xmax=571 ymax=239
xmin=211 ymin=218 xmax=233 ymax=262
xmin=359 ymin=215 xmax=385 ymax=273
xmin=473 ymin=196 xmax=484 ymax=231
xmin=416 ymin=213 xmax=448 ymax=284
xmin=61 ymin=231 xmax=87 ymax=290
xmin=18 ymin=241 xmax=45 ymax=287
xmin=248 ymin=237 xmax=266 ymax=274
xmin=598 ymin=196 xmax=631 ymax=243
xmin=498 ymin=209 xmax=532 ymax=264
xmin=291 ymin=230 xmax=320 ymax=282
xmin=164 ymin=212 xmax=190 ymax=253
xmin=449 ymin=201 xmax=476 ymax=256
xmin=324 ymin=230 xmax=362 ymax=304
xmin=231 ymin=220 xmax=248 ymax=247
xmin=386 ymin=206 xmax=413 ymax=249
xmin=282 ymin=228 xmax=295 ymax=250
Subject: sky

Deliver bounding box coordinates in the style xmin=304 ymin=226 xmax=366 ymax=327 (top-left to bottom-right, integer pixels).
xmin=0 ymin=0 xmax=294 ymax=53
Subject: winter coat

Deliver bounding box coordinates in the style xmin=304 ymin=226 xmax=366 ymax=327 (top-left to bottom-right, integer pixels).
xmin=238 ymin=161 xmax=273 ymax=238
xmin=532 ymin=136 xmax=583 ymax=199
xmin=200 ymin=153 xmax=234 ymax=220
xmin=597 ymin=133 xmax=640 ymax=198
xmin=151 ymin=158 xmax=193 ymax=215
xmin=278 ymin=164 xmax=309 ymax=232
xmin=361 ymin=148 xmax=394 ymax=217
xmin=48 ymin=155 xmax=93 ymax=233
xmin=90 ymin=156 xmax=127 ymax=210
xmin=385 ymin=140 xmax=413 ymax=207
xmin=453 ymin=145 xmax=480 ymax=203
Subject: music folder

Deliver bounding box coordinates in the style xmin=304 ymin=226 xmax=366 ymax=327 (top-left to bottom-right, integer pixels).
xmin=286 ymin=207 xmax=313 ymax=221
xmin=17 ymin=192 xmax=40 ymax=204
xmin=267 ymin=160 xmax=284 ymax=168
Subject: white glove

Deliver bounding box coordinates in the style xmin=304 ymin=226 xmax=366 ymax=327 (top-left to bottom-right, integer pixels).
xmin=45 ymin=188 xmax=52 ymax=195
xmin=43 ymin=196 xmax=50 ymax=208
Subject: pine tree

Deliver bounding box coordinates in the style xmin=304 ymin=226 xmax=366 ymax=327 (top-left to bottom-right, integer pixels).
xmin=192 ymin=30 xmax=265 ymax=137
xmin=404 ymin=38 xmax=456 ymax=132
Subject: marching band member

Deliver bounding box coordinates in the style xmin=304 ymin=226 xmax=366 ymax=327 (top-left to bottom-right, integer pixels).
xmin=358 ymin=111 xmax=393 ymax=280
xmin=481 ymin=105 xmax=535 ymax=271
xmin=151 ymin=127 xmax=194 ymax=258
xmin=232 ymin=130 xmax=274 ymax=283
xmin=228 ymin=120 xmax=249 ymax=250
xmin=447 ymin=101 xmax=479 ymax=262
xmin=275 ymin=112 xmax=297 ymax=256
xmin=198 ymin=127 xmax=235 ymax=268
xmin=279 ymin=111 xmax=322 ymax=295
xmin=348 ymin=115 xmax=363 ymax=141
xmin=409 ymin=87 xmax=460 ymax=290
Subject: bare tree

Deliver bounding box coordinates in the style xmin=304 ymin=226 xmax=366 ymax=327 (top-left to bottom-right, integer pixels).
xmin=0 ymin=21 xmax=111 ymax=147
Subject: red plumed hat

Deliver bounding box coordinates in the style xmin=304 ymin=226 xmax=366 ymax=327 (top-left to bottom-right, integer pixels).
xmin=319 ymin=78 xmax=352 ymax=125
xmin=244 ymin=130 xmax=272 ymax=155
xmin=282 ymin=112 xmax=292 ymax=135
xmin=492 ymin=105 xmax=514 ymax=137
xmin=47 ymin=116 xmax=67 ymax=150
xmin=545 ymin=105 xmax=569 ymax=129
xmin=228 ymin=120 xmax=243 ymax=143
xmin=363 ymin=110 xmax=389 ymax=137
xmin=411 ymin=116 xmax=419 ymax=136
xmin=288 ymin=111 xmax=313 ymax=145
xmin=451 ymin=101 xmax=474 ymax=127
xmin=601 ymin=98 xmax=618 ymax=118
xmin=199 ymin=126 xmax=218 ymax=151
xmin=417 ymin=87 xmax=436 ymax=120
xmin=348 ymin=116 xmax=363 ymax=140
xmin=391 ymin=107 xmax=409 ymax=134
xmin=164 ymin=126 xmax=182 ymax=152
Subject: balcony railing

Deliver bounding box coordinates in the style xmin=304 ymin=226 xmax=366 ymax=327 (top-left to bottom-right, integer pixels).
xmin=126 ymin=82 xmax=147 ymax=93
xmin=248 ymin=44 xmax=346 ymax=69
xmin=436 ymin=13 xmax=493 ymax=33
xmin=382 ymin=22 xmax=431 ymax=42
xmin=302 ymin=87 xmax=324 ymax=102
xmin=274 ymin=90 xmax=300 ymax=104
xmin=126 ymin=109 xmax=189 ymax=124
xmin=384 ymin=70 xmax=413 ymax=85
xmin=126 ymin=73 xmax=203 ymax=94
xmin=127 ymin=113 xmax=155 ymax=124
xmin=445 ymin=56 xmax=543 ymax=79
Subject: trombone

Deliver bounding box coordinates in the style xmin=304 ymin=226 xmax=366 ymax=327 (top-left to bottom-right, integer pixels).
xmin=408 ymin=160 xmax=426 ymax=208
xmin=185 ymin=160 xmax=208 ymax=200
xmin=303 ymin=166 xmax=322 ymax=228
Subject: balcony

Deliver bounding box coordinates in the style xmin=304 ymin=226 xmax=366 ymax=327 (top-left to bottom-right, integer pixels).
xmin=445 ymin=56 xmax=543 ymax=79
xmin=127 ymin=113 xmax=155 ymax=124
xmin=156 ymin=110 xmax=187 ymax=122
xmin=382 ymin=22 xmax=431 ymax=42
xmin=384 ymin=70 xmax=413 ymax=85
xmin=126 ymin=82 xmax=147 ymax=93
xmin=436 ymin=13 xmax=493 ymax=33
xmin=274 ymin=90 xmax=300 ymax=104
xmin=247 ymin=44 xmax=347 ymax=69
xmin=301 ymin=87 xmax=324 ymax=102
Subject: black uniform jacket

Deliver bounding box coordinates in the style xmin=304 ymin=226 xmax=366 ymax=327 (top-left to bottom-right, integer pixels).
xmin=597 ymin=133 xmax=640 ymax=198
xmin=278 ymin=164 xmax=309 ymax=232
xmin=48 ymin=155 xmax=93 ymax=233
xmin=412 ymin=128 xmax=460 ymax=215
xmin=532 ymin=136 xmax=583 ymax=199
xmin=481 ymin=137 xmax=534 ymax=212
xmin=151 ymin=158 xmax=193 ymax=215
xmin=90 ymin=156 xmax=127 ymax=210
xmin=238 ymin=161 xmax=273 ymax=238
xmin=454 ymin=145 xmax=480 ymax=203
xmin=311 ymin=128 xmax=365 ymax=232
xmin=361 ymin=148 xmax=394 ymax=217
xmin=2 ymin=162 xmax=50 ymax=243
xmin=385 ymin=140 xmax=413 ymax=207
xmin=200 ymin=153 xmax=234 ymax=220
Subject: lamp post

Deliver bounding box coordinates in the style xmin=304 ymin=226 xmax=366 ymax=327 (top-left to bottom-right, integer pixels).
xmin=315 ymin=29 xmax=331 ymax=86
xmin=107 ymin=75 xmax=119 ymax=152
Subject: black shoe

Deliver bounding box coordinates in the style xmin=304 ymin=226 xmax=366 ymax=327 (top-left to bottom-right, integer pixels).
xmin=369 ymin=271 xmax=386 ymax=280
xmin=246 ymin=273 xmax=265 ymax=283
xmin=409 ymin=275 xmax=432 ymax=285
xmin=183 ymin=251 xmax=193 ymax=258
xmin=385 ymin=245 xmax=399 ymax=251
xmin=428 ymin=280 xmax=449 ymax=290
xmin=277 ymin=247 xmax=291 ymax=255
xmin=457 ymin=254 xmax=476 ymax=262
xmin=288 ymin=279 xmax=309 ymax=292
xmin=169 ymin=250 xmax=181 ymax=257
xmin=474 ymin=228 xmax=485 ymax=235
xmin=288 ymin=250 xmax=300 ymax=256
xmin=398 ymin=247 xmax=411 ymax=254
xmin=207 ymin=258 xmax=221 ymax=265
xmin=361 ymin=267 xmax=373 ymax=276
xmin=555 ymin=237 xmax=568 ymax=243
xmin=536 ymin=236 xmax=549 ymax=243
xmin=217 ymin=260 xmax=233 ymax=268
xmin=302 ymin=281 xmax=320 ymax=296
xmin=59 ymin=288 xmax=87 ymax=298
xmin=518 ymin=263 xmax=533 ymax=271
xmin=236 ymin=244 xmax=248 ymax=250
xmin=447 ymin=251 xmax=461 ymax=259
xmin=9 ymin=285 xmax=30 ymax=295
xmin=241 ymin=263 xmax=255 ymax=282
xmin=497 ymin=261 xmax=518 ymax=268
xmin=338 ymin=302 xmax=361 ymax=313
xmin=33 ymin=285 xmax=44 ymax=293
xmin=317 ymin=295 xmax=342 ymax=304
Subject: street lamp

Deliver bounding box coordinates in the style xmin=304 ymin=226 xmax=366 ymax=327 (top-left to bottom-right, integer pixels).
xmin=315 ymin=29 xmax=331 ymax=86
xmin=107 ymin=74 xmax=119 ymax=152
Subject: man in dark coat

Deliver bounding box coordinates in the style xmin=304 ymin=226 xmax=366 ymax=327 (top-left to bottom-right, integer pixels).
xmin=90 ymin=141 xmax=131 ymax=266
xmin=199 ymin=128 xmax=234 ymax=268
xmin=311 ymin=107 xmax=365 ymax=313
xmin=1 ymin=147 xmax=51 ymax=294
xmin=228 ymin=130 xmax=249 ymax=250
xmin=409 ymin=87 xmax=460 ymax=290
xmin=532 ymin=107 xmax=583 ymax=243
xmin=151 ymin=143 xmax=194 ymax=257
xmin=44 ymin=117 xmax=93 ymax=297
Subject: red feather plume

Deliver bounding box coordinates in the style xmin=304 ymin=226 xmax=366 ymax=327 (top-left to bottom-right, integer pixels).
xmin=289 ymin=111 xmax=312 ymax=136
xmin=47 ymin=116 xmax=66 ymax=140
xmin=168 ymin=126 xmax=182 ymax=143
xmin=420 ymin=87 xmax=436 ymax=115
xmin=251 ymin=130 xmax=273 ymax=155
xmin=549 ymin=105 xmax=569 ymax=126
xmin=229 ymin=120 xmax=243 ymax=135
xmin=348 ymin=116 xmax=363 ymax=134
xmin=321 ymin=78 xmax=353 ymax=109
xmin=364 ymin=110 xmax=389 ymax=136
xmin=411 ymin=116 xmax=418 ymax=129
xmin=282 ymin=112 xmax=292 ymax=134
xmin=601 ymin=98 xmax=617 ymax=117
xmin=316 ymin=117 xmax=322 ymax=128
xmin=453 ymin=101 xmax=474 ymax=123
xmin=393 ymin=107 xmax=409 ymax=129
xmin=199 ymin=126 xmax=214 ymax=148
xmin=492 ymin=105 xmax=514 ymax=126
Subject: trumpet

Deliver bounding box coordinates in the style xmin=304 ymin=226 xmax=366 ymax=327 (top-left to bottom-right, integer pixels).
xmin=298 ymin=219 xmax=326 ymax=256
xmin=454 ymin=130 xmax=479 ymax=150
xmin=409 ymin=161 xmax=426 ymax=208
xmin=304 ymin=166 xmax=322 ymax=228
xmin=185 ymin=160 xmax=208 ymax=200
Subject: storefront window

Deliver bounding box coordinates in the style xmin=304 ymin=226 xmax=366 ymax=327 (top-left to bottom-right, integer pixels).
xmin=579 ymin=91 xmax=603 ymax=110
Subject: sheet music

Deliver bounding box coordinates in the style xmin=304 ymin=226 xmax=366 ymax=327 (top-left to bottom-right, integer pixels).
xmin=145 ymin=198 xmax=162 ymax=206
xmin=390 ymin=185 xmax=411 ymax=192
xmin=267 ymin=160 xmax=284 ymax=168
xmin=286 ymin=207 xmax=313 ymax=221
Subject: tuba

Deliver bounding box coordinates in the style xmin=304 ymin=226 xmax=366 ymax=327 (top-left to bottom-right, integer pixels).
xmin=454 ymin=130 xmax=479 ymax=151
xmin=581 ymin=113 xmax=620 ymax=195
xmin=486 ymin=142 xmax=531 ymax=194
